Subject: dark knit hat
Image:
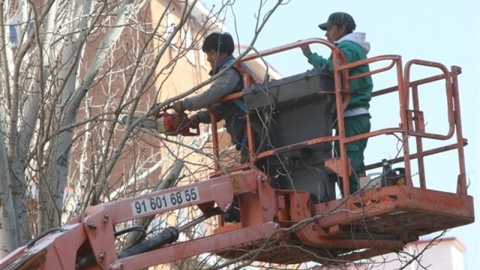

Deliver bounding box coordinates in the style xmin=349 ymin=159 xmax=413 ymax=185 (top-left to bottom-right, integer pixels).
xmin=202 ymin=32 xmax=234 ymax=55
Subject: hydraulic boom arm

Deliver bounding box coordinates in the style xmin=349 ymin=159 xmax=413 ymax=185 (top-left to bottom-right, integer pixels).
xmin=0 ymin=170 xmax=279 ymax=270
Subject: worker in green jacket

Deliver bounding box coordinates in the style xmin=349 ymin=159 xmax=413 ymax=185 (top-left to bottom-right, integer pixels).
xmin=300 ymin=12 xmax=373 ymax=195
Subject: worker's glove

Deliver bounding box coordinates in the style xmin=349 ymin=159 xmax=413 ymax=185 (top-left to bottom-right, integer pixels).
xmin=172 ymin=101 xmax=184 ymax=113
xmin=300 ymin=45 xmax=312 ymax=58
xmin=188 ymin=114 xmax=200 ymax=127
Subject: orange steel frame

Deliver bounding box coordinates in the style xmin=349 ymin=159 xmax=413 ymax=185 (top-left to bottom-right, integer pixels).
xmin=211 ymin=38 xmax=469 ymax=197
xmin=0 ymin=39 xmax=473 ymax=269
xmin=208 ymin=39 xmax=473 ymax=261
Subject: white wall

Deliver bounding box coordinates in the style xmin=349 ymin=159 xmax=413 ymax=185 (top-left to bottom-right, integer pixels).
xmin=310 ymin=238 xmax=466 ymax=270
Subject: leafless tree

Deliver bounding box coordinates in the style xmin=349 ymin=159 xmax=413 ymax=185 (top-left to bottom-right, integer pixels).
xmin=0 ymin=0 xmax=287 ymax=268
xmin=0 ymin=0 xmax=222 ymax=252
xmin=0 ymin=1 xmax=450 ymax=269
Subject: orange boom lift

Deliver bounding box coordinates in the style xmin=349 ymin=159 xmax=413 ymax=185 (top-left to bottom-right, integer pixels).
xmin=0 ymin=38 xmax=473 ymax=270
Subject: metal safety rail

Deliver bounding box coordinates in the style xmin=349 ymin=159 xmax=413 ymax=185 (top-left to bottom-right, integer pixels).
xmin=210 ymin=38 xmax=469 ymax=198
xmin=207 ymin=38 xmax=474 ymax=263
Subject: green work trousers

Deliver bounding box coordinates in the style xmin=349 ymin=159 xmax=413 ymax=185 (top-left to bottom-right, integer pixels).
xmin=335 ymin=114 xmax=371 ymax=195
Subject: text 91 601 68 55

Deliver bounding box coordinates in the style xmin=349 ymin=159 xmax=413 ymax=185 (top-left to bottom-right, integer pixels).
xmin=131 ymin=187 xmax=200 ymax=215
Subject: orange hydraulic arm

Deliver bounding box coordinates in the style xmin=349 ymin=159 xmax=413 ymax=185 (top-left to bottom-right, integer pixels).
xmin=0 ymin=170 xmax=280 ymax=270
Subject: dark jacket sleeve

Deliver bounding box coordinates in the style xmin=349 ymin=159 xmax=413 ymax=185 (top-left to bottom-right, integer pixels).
xmin=181 ymin=68 xmax=241 ymax=112
xmin=192 ymin=110 xmax=211 ymax=123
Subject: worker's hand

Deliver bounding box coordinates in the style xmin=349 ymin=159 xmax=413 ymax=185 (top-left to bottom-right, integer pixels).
xmin=172 ymin=101 xmax=184 ymax=113
xmin=300 ymin=45 xmax=311 ymax=57
xmin=188 ymin=115 xmax=200 ymax=127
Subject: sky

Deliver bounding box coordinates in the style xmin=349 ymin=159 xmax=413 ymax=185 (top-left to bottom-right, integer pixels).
xmin=201 ymin=0 xmax=479 ymax=269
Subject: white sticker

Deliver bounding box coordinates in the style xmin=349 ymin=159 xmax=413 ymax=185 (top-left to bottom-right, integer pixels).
xmin=131 ymin=187 xmax=200 ymax=216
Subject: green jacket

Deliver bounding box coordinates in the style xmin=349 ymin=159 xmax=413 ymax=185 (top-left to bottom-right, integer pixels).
xmin=307 ymin=32 xmax=373 ymax=111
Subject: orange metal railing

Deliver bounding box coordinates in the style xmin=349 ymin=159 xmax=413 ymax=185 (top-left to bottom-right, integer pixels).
xmin=209 ymin=38 xmax=468 ymax=198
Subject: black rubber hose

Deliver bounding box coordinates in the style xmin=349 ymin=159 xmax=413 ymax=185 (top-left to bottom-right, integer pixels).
xmin=118 ymin=227 xmax=179 ymax=259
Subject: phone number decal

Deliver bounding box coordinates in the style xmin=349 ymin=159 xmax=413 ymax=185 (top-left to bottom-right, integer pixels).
xmin=131 ymin=187 xmax=200 ymax=215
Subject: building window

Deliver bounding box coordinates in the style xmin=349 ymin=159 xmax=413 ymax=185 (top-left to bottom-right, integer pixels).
xmin=185 ymin=28 xmax=195 ymax=65
xmin=166 ymin=12 xmax=177 ymax=49
xmin=198 ymin=43 xmax=209 ymax=71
